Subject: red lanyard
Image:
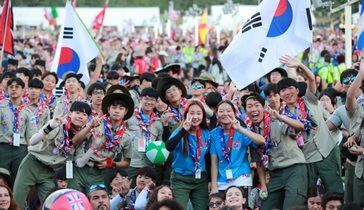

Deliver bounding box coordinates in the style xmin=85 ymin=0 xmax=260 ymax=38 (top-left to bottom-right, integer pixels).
xmin=196 ymin=128 xmax=202 ymax=161
xmin=221 ymin=127 xmax=234 ymax=161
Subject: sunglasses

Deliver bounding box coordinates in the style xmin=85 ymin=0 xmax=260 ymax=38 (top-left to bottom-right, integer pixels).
xmin=89 ymin=183 xmax=107 ymax=192
xmin=208 ymin=200 xmax=223 ymax=207
xmin=191 ymin=83 xmax=205 ymax=90
xmin=342 ymin=76 xmax=356 ymax=85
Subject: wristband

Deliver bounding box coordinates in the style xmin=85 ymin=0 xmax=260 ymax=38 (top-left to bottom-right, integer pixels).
xmin=43 ymin=124 xmax=54 ymax=135
xmin=106 ymin=157 xmax=113 ymax=168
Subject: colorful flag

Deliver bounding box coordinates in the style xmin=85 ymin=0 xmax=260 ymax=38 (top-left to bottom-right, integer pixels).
xmin=0 ymin=0 xmax=13 ymax=55
xmin=44 ymin=6 xmax=58 ymax=26
xmin=357 ymin=0 xmax=364 ymax=50
xmin=92 ymin=0 xmax=108 ymax=33
xmin=198 ymin=9 xmax=208 ymax=45
xmin=51 ymin=1 xmax=100 ymax=85
xmin=220 ymin=0 xmax=312 ymax=89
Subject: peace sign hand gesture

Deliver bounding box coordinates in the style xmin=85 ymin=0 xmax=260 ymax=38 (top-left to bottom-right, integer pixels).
xmin=182 ymin=115 xmax=192 ymax=131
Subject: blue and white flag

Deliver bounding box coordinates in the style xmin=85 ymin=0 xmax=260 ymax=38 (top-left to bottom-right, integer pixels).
xmin=220 ymin=0 xmax=313 ymax=89
xmin=357 ymin=0 xmax=364 ymax=51
xmin=51 ymin=1 xmax=100 ymax=85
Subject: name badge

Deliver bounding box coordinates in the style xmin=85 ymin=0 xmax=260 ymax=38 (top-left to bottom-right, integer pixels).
xmin=195 ymin=169 xmax=201 ymax=179
xmin=138 ymin=138 xmax=146 ymax=152
xmin=13 ymin=133 xmax=20 ymax=147
xmin=226 ymin=169 xmax=233 ymax=180
xmin=66 ymin=161 xmax=73 ymax=179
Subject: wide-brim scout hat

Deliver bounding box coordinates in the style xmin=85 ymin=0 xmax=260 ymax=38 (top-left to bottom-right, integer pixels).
xmin=102 ymin=93 xmax=134 ymax=120
xmin=266 ymin=67 xmax=288 ymax=83
xmin=60 ymin=72 xmax=82 ymax=87
xmin=198 ymin=72 xmax=218 ymax=88
xmin=106 ymin=84 xmax=131 ymax=96
xmin=155 ymin=63 xmax=181 ymax=75
xmin=0 ymin=168 xmax=13 ymax=188
xmin=156 ymin=77 xmax=187 ymax=104
xmin=124 ymin=73 xmax=140 ymax=82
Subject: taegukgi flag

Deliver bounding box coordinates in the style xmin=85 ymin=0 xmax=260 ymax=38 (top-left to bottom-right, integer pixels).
xmin=51 ymin=0 xmax=100 ymax=85
xmin=221 ymin=0 xmax=313 ymax=89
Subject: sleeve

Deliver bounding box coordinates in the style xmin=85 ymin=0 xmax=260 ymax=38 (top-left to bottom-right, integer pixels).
xmin=166 ymin=128 xmax=187 ymax=151
xmin=162 ymin=126 xmax=171 ymax=142
xmin=110 ymin=195 xmax=125 ymax=210
xmin=318 ymin=66 xmax=327 ymax=81
xmin=134 ymin=189 xmax=149 ymax=210
xmin=328 ymin=108 xmax=343 ymax=128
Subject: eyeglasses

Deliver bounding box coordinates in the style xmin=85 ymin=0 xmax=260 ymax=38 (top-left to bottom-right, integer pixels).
xmin=191 ymin=83 xmax=205 ymax=90
xmin=89 ymin=183 xmax=107 ymax=193
xmin=208 ymin=200 xmax=223 ymax=207
xmin=92 ymin=90 xmax=105 ymax=95
xmin=342 ymin=76 xmax=356 ymax=85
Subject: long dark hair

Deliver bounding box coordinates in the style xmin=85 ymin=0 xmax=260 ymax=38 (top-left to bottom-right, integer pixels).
xmin=145 ymin=185 xmax=175 ymax=210
xmin=0 ymin=184 xmax=19 ymax=210
xmin=182 ymin=100 xmax=208 ymax=155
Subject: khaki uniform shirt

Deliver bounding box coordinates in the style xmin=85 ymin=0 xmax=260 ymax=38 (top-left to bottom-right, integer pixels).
xmin=19 ymin=103 xmax=50 ymax=144
xmin=296 ymin=91 xmax=337 ymax=163
xmin=54 ymin=95 xmax=85 ymax=118
xmin=0 ymin=100 xmax=27 ymax=145
xmin=75 ymin=119 xmax=132 ymax=168
xmin=347 ymin=103 xmax=364 ymax=178
xmin=127 ymin=114 xmax=163 ymax=168
xmin=28 ymin=123 xmax=75 ymax=170
xmin=267 ymin=120 xmax=306 ymax=170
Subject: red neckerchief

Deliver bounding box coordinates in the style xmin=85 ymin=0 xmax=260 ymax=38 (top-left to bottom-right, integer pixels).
xmin=64 ymin=90 xmax=84 ymax=112
xmin=221 ymin=128 xmax=234 ymax=162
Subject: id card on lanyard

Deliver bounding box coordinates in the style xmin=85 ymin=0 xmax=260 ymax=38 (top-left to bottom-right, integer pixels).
xmin=221 ymin=128 xmax=234 ymax=180
xmin=9 ymin=102 xmax=22 ymax=147
xmin=189 ymin=129 xmax=203 ymax=179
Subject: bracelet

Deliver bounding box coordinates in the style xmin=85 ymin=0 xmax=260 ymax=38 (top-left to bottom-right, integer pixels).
xmin=43 ymin=124 xmax=54 ymax=135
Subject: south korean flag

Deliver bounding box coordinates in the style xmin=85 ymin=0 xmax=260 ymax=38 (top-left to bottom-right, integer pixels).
xmin=221 ymin=0 xmax=313 ymax=89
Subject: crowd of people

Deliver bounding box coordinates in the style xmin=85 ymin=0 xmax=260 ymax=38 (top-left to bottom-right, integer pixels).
xmin=0 ymin=26 xmax=362 ymax=210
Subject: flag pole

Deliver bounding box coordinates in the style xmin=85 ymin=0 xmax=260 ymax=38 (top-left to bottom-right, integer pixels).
xmin=0 ymin=0 xmax=10 ymax=73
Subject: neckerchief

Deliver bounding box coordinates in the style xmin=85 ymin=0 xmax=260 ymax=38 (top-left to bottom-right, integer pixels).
xmin=30 ymin=94 xmax=48 ymax=124
xmin=8 ymin=101 xmax=25 ymax=133
xmin=58 ymin=116 xmax=78 ymax=156
xmin=280 ymin=97 xmax=314 ymax=135
xmin=246 ymin=111 xmax=271 ymax=154
xmin=188 ymin=128 xmax=203 ymax=172
xmin=102 ymin=117 xmax=126 ymax=150
xmin=44 ymin=92 xmax=56 ymax=107
xmin=220 ymin=127 xmax=234 ymax=163
xmin=134 ymin=108 xmax=156 ymax=145
xmin=64 ymin=90 xmax=84 ymax=113
xmin=168 ymin=97 xmax=187 ymax=121
xmin=129 ymin=188 xmax=137 ymax=210
xmin=22 ymin=88 xmax=29 ymax=104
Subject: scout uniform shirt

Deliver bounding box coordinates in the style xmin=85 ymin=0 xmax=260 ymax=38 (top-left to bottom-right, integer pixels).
xmin=284 ymin=91 xmax=337 ymax=163
xmin=162 ymin=101 xmax=186 ymax=133
xmin=0 ymin=99 xmax=27 ymax=145
xmin=28 ymin=122 xmax=76 ymax=170
xmin=347 ymin=99 xmax=364 ymax=178
xmin=19 ymin=102 xmax=50 ymax=144
xmin=53 ymin=94 xmax=84 ymax=118
xmin=127 ymin=109 xmax=163 ymax=168
xmin=265 ymin=119 xmax=306 ymax=171
xmin=75 ymin=117 xmax=132 ymax=168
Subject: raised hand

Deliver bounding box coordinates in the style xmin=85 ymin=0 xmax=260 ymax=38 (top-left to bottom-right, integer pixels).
xmin=182 ymin=115 xmax=192 ymax=131
xmin=279 ymin=55 xmax=301 ymax=69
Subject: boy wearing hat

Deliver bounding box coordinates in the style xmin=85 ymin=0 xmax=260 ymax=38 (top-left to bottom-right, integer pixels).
xmin=277 ymin=55 xmax=343 ymax=195
xmin=13 ymin=101 xmax=93 ymax=208
xmin=70 ymin=93 xmax=134 ymax=193
xmin=19 ymin=78 xmax=50 ymax=145
xmin=0 ymin=78 xmax=26 ymax=179
xmin=126 ymin=87 xmax=163 ymax=182
xmin=54 ymin=72 xmax=84 ymax=117
xmin=266 ymin=67 xmax=288 ymax=85
xmin=242 ymin=93 xmax=307 ymax=209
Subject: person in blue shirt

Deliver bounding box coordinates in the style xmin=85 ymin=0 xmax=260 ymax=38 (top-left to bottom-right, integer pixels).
xmin=210 ymin=100 xmax=265 ymax=194
xmin=166 ymin=100 xmax=211 ymax=210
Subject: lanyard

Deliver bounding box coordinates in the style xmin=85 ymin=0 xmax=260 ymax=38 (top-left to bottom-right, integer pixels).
xmin=220 ymin=127 xmax=234 ymax=163
xmin=135 ymin=108 xmax=156 ymax=145
xmin=188 ymin=128 xmax=202 ymax=171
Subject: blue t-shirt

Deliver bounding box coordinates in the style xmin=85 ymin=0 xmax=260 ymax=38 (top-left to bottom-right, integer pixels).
xmin=210 ymin=127 xmax=255 ymax=183
xmin=169 ymin=128 xmax=210 ymax=176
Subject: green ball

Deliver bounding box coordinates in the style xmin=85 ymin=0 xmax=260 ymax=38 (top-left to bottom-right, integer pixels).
xmin=146 ymin=141 xmax=170 ymax=165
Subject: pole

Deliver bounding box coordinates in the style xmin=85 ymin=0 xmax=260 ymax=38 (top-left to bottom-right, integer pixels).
xmin=0 ymin=0 xmax=10 ymax=74
xmin=345 ymin=5 xmax=352 ymax=68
